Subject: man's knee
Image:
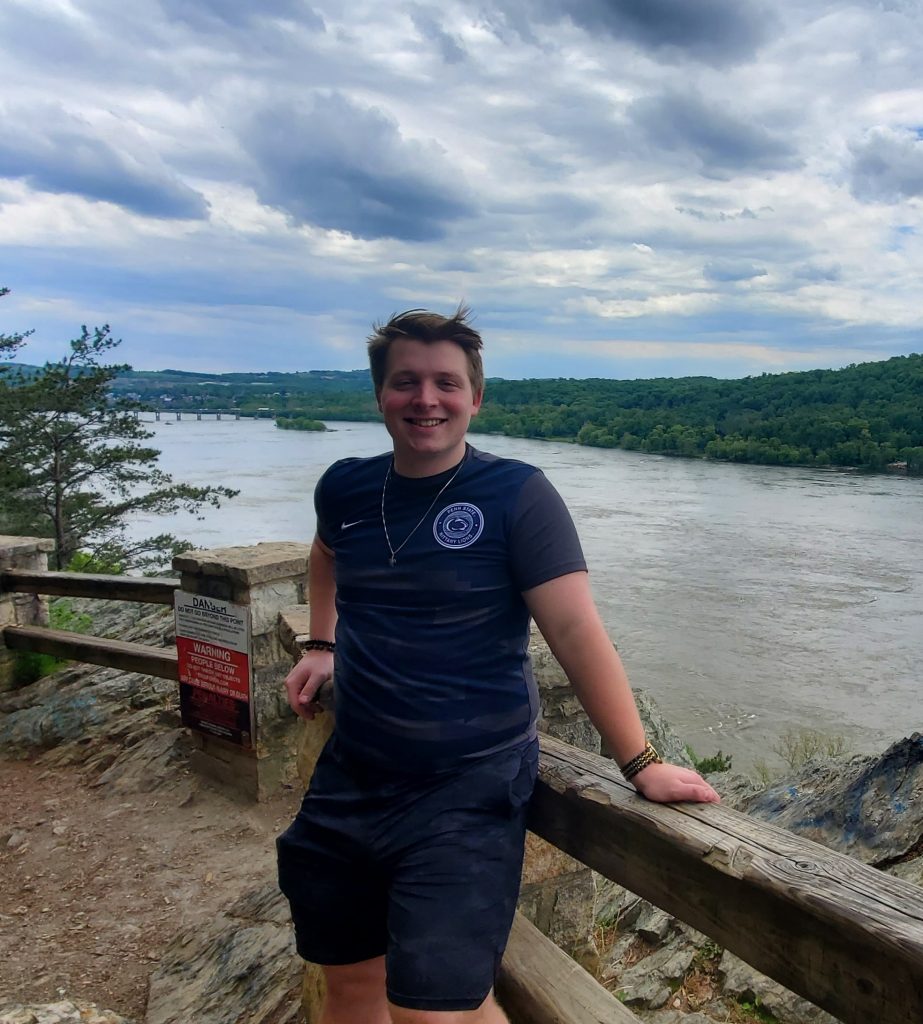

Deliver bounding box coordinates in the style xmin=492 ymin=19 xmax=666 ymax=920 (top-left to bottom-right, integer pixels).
xmin=388 ymin=991 xmax=509 ymax=1024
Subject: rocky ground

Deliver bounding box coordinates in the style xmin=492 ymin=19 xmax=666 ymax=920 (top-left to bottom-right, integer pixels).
xmin=1 ymin=600 xmax=921 ymax=1024
xmin=0 ymin=602 xmax=303 ymax=1024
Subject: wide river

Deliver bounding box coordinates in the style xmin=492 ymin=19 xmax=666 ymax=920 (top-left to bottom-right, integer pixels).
xmin=128 ymin=418 xmax=923 ymax=772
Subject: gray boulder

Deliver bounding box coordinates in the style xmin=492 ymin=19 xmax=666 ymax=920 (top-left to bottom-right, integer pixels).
xmin=145 ymin=882 xmax=301 ymax=1024
xmin=719 ymin=951 xmax=839 ymax=1024
xmin=738 ymin=734 xmax=923 ymax=865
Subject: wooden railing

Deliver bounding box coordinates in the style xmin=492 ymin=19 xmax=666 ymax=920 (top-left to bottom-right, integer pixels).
xmin=520 ymin=735 xmax=923 ymax=1024
xmin=0 ymin=569 xmax=181 ymax=681
xmin=3 ymin=569 xmax=922 ymax=1024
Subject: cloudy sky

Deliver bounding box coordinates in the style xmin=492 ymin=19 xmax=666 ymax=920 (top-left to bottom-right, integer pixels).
xmin=1 ymin=0 xmax=922 ymax=380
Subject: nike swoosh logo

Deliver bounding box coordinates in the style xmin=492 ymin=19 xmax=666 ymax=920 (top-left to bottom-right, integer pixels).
xmin=341 ymin=519 xmax=365 ymax=530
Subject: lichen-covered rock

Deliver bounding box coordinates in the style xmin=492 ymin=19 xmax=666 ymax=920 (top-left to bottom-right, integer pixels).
xmin=719 ymin=952 xmax=840 ymax=1024
xmin=634 ymin=904 xmax=674 ymax=945
xmin=0 ymin=602 xmax=184 ymax=794
xmin=0 ymin=1001 xmax=133 ymax=1024
xmin=145 ymin=882 xmax=301 ymax=1024
xmin=609 ymin=941 xmax=697 ymax=1009
xmin=738 ymin=734 xmax=923 ymax=865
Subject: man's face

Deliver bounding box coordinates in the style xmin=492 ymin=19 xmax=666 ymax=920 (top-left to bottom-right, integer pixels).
xmin=378 ymin=338 xmax=482 ymax=477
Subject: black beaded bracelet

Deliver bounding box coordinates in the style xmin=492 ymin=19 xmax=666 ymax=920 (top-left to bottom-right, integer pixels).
xmin=297 ymin=638 xmax=336 ymax=653
xmin=620 ymin=741 xmax=663 ymax=781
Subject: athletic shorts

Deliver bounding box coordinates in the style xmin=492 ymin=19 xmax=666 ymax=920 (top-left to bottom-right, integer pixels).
xmin=276 ymin=733 xmax=539 ymax=1011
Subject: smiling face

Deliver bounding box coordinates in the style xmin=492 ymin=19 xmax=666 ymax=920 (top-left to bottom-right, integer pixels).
xmin=378 ymin=338 xmax=483 ymax=477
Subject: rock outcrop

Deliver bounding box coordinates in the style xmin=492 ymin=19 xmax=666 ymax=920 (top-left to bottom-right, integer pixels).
xmin=145 ymin=883 xmax=301 ymax=1024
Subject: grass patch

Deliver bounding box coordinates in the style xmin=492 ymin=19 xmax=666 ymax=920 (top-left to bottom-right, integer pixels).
xmin=729 ymin=996 xmax=779 ymax=1023
xmin=752 ymin=728 xmax=850 ymax=784
xmin=12 ymin=598 xmax=93 ymax=686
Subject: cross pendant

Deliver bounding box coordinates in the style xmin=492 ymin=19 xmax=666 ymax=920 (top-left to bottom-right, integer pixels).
xmin=389 ymin=556 xmax=397 ymax=567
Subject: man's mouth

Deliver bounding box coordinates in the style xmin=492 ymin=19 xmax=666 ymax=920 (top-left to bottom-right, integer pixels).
xmin=406 ymin=418 xmax=446 ymax=427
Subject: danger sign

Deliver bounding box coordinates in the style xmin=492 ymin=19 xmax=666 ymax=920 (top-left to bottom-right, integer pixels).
xmin=175 ymin=591 xmax=254 ymax=747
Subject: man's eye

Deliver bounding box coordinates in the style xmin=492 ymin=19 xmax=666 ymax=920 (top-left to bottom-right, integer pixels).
xmin=440 ymin=380 xmax=460 ymax=389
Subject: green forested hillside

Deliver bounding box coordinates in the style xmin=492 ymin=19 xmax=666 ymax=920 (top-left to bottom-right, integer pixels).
xmin=471 ymin=354 xmax=923 ymax=472
xmin=116 ymin=354 xmax=923 ymax=472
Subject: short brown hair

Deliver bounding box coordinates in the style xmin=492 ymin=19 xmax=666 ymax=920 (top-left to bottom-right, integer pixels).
xmin=367 ymin=305 xmax=484 ymax=397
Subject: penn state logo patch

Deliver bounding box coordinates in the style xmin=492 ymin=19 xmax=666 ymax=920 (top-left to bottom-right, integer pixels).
xmin=433 ymin=503 xmax=484 ymax=549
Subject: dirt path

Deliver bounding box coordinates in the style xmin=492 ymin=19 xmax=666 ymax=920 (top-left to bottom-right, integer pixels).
xmin=0 ymin=757 xmax=302 ymax=1021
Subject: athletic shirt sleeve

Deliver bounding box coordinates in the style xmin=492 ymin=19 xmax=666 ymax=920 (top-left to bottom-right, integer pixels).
xmin=314 ymin=466 xmax=336 ymax=549
xmin=508 ymin=470 xmax=587 ymax=592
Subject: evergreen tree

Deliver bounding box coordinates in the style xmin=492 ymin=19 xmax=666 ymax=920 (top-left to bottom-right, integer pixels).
xmin=0 ymin=290 xmax=238 ymax=570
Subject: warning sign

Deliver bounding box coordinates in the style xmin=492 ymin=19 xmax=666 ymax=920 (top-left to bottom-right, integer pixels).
xmin=175 ymin=591 xmax=253 ymax=747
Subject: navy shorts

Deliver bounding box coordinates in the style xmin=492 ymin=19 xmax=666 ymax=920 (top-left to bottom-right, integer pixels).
xmin=276 ymin=733 xmax=539 ymax=1011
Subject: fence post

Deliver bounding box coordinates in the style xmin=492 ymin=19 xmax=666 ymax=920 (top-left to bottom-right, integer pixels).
xmin=172 ymin=541 xmax=311 ymax=802
xmin=0 ymin=535 xmax=56 ymax=693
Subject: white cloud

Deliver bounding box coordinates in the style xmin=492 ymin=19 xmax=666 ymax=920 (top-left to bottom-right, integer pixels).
xmin=0 ymin=0 xmax=921 ymax=375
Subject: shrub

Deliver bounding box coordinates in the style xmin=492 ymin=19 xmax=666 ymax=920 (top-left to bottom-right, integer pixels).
xmin=685 ymin=745 xmax=733 ymax=774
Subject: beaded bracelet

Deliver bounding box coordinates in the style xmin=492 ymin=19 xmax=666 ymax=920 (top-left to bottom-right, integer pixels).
xmin=620 ymin=741 xmax=663 ymax=781
xmin=297 ymin=637 xmax=336 ymax=654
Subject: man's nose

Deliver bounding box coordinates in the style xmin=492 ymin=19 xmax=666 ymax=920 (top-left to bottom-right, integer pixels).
xmin=414 ymin=381 xmax=439 ymax=406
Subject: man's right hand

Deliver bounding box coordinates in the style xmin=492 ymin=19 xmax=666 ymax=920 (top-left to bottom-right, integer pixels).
xmin=284 ymin=649 xmax=333 ymax=720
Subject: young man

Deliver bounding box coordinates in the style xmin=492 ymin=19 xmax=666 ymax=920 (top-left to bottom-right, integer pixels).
xmin=278 ymin=308 xmax=719 ymax=1024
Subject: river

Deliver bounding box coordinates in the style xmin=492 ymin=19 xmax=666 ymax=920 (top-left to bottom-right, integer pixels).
xmin=127 ymin=418 xmax=923 ymax=772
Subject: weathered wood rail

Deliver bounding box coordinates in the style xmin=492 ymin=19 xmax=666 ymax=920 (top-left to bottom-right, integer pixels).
xmin=1 ymin=569 xmax=180 ymax=679
xmin=2 ymin=624 xmax=179 ymax=680
xmin=529 ymin=734 xmax=923 ymax=1024
xmin=3 ymin=565 xmax=923 ymax=1024
xmin=1 ymin=569 xmax=179 ymax=605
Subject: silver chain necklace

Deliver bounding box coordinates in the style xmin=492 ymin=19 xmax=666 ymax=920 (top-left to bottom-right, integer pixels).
xmin=381 ymin=455 xmax=465 ymax=566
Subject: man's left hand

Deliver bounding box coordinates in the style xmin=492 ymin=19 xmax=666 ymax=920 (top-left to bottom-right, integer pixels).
xmin=631 ymin=762 xmax=721 ymax=803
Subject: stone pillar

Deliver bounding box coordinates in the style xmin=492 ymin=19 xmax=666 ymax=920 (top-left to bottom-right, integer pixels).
xmin=0 ymin=535 xmax=55 ymax=693
xmin=279 ymin=603 xmax=333 ymax=1024
xmin=172 ymin=542 xmax=310 ymax=802
xmin=518 ymin=627 xmax=601 ymax=971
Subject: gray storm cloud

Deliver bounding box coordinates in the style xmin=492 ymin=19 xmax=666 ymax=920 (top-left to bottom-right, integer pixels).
xmin=240 ymin=92 xmax=474 ymax=242
xmin=490 ymin=0 xmax=773 ymax=64
xmin=0 ymin=105 xmax=208 ymax=220
xmin=628 ymin=91 xmax=801 ymax=177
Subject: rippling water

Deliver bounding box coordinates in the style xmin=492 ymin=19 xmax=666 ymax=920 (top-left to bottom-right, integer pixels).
xmin=128 ymin=418 xmax=923 ymax=771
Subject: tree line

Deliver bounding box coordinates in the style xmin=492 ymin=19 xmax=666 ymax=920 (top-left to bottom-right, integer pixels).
xmin=469 ymin=358 xmax=923 ymax=471
xmin=223 ymin=355 xmax=923 ymax=474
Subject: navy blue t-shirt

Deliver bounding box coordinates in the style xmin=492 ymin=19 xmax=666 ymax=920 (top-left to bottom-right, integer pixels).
xmin=315 ymin=445 xmax=586 ymax=771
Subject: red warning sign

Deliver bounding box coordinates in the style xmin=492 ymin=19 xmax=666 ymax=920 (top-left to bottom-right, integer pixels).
xmin=175 ymin=637 xmax=249 ymax=699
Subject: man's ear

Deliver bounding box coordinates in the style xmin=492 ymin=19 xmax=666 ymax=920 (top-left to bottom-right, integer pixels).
xmin=471 ymin=389 xmax=483 ymax=415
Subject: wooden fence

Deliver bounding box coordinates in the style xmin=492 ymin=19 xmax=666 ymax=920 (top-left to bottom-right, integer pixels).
xmin=1 ymin=568 xmax=180 ymax=680
xmin=2 ymin=568 xmax=922 ymax=1024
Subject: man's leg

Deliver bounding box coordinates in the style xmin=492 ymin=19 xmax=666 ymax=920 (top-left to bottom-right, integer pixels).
xmin=322 ymin=956 xmax=390 ymax=1024
xmin=388 ymin=991 xmax=509 ymax=1024
xmin=383 ymin=742 xmax=537 ymax=1020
